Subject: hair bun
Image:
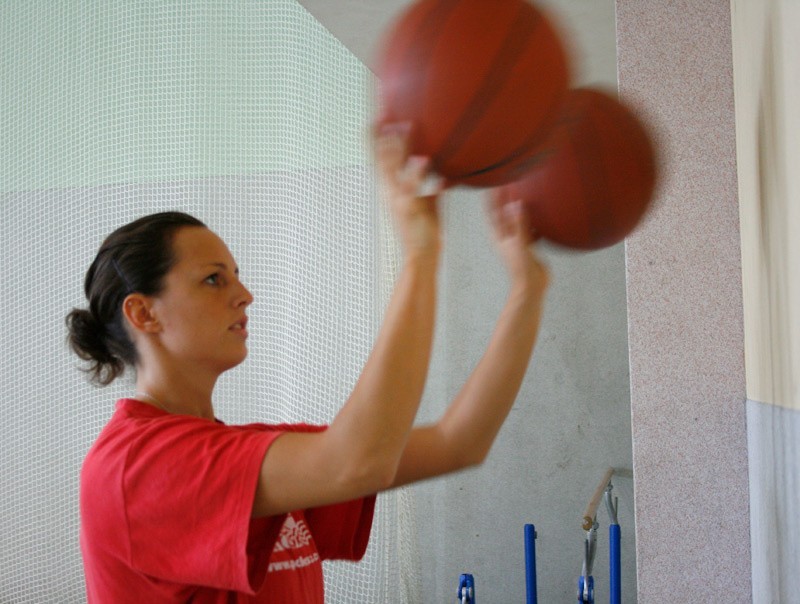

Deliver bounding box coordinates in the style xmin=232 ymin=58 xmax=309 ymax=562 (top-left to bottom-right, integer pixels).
xmin=65 ymin=308 xmax=124 ymax=384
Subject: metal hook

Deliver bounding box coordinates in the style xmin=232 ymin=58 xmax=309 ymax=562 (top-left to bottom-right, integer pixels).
xmin=581 ymin=520 xmax=598 ymax=592
xmin=604 ymin=483 xmax=619 ymax=525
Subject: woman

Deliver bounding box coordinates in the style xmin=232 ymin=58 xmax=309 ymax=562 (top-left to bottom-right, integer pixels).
xmin=67 ymin=125 xmax=550 ymax=603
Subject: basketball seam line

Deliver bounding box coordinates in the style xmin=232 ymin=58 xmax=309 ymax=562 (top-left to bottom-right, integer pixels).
xmin=570 ymin=111 xmax=614 ymax=244
xmin=393 ymin=0 xmax=464 ymax=131
xmin=437 ymin=3 xmax=541 ymax=169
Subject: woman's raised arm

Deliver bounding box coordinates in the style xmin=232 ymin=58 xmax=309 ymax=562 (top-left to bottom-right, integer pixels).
xmin=390 ymin=194 xmax=550 ymax=488
xmin=253 ymin=124 xmax=444 ymax=517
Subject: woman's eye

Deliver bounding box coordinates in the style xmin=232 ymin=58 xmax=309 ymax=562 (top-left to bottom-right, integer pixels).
xmin=204 ymin=273 xmax=220 ymax=286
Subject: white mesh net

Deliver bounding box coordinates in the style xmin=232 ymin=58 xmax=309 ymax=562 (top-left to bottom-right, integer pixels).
xmin=0 ymin=1 xmax=419 ymax=601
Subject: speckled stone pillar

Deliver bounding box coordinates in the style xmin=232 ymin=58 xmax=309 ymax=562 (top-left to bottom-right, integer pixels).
xmin=616 ymin=1 xmax=752 ymax=601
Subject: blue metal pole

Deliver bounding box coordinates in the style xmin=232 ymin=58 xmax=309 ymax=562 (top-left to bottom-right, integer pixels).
xmin=457 ymin=573 xmax=475 ymax=604
xmin=524 ymin=524 xmax=538 ymax=604
xmin=609 ymin=524 xmax=621 ymax=604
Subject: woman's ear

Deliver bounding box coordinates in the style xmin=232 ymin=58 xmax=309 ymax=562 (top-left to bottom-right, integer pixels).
xmin=122 ymin=294 xmax=162 ymax=334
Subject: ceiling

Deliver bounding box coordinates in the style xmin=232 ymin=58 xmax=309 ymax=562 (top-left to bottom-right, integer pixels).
xmin=296 ymin=0 xmax=411 ymax=71
xmin=295 ymin=1 xmax=620 ymax=88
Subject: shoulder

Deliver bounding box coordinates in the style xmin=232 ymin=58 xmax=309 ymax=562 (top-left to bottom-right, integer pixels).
xmin=83 ymin=400 xmax=328 ymax=491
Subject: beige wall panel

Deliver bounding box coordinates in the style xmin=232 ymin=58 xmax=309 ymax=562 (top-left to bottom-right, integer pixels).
xmin=732 ymin=0 xmax=800 ymax=410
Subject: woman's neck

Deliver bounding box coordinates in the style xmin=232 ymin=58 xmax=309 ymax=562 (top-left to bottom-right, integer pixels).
xmin=134 ymin=366 xmax=217 ymax=420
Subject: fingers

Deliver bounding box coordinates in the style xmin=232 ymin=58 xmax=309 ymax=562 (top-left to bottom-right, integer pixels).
xmin=374 ymin=122 xmax=425 ymax=178
xmin=405 ymin=156 xmax=432 ymax=186
xmin=416 ymin=170 xmax=445 ymax=200
xmin=485 ymin=192 xmax=551 ymax=291
xmin=376 ymin=121 xmax=444 ymax=200
xmin=375 ymin=121 xmax=413 ymax=181
xmin=374 ymin=122 xmax=443 ymax=256
xmin=486 ymin=191 xmax=535 ymax=244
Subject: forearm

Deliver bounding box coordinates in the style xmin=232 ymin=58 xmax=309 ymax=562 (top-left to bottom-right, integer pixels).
xmin=388 ymin=282 xmax=546 ymax=490
xmin=440 ymin=283 xmax=545 ymax=466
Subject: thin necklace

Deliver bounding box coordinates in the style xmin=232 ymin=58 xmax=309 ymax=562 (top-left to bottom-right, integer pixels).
xmin=134 ymin=391 xmax=213 ymax=420
xmin=134 ymin=391 xmax=167 ymax=412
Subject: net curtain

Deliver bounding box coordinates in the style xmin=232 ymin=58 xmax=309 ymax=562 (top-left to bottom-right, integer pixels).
xmin=0 ymin=1 xmax=419 ymax=601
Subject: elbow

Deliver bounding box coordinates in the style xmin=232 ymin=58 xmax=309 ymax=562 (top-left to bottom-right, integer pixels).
xmin=365 ymin=457 xmax=400 ymax=492
xmin=451 ymin=444 xmax=491 ymax=473
xmin=338 ymin=452 xmax=400 ymax=495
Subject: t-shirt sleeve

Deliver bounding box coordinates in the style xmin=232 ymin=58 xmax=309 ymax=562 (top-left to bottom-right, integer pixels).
xmin=122 ymin=418 xmax=284 ymax=594
xmin=304 ymin=496 xmax=376 ymax=561
xmin=270 ymin=423 xmax=376 ymax=562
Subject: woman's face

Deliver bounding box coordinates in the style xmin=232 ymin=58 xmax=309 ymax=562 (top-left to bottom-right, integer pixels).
xmin=149 ymin=226 xmax=253 ymax=374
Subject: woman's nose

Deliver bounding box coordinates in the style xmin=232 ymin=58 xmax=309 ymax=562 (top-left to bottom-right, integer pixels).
xmin=235 ymin=281 xmax=254 ymax=307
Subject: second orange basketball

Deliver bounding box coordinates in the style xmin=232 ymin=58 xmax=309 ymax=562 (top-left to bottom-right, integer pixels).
xmin=375 ymin=0 xmax=571 ymax=188
xmin=496 ymin=87 xmax=658 ymax=250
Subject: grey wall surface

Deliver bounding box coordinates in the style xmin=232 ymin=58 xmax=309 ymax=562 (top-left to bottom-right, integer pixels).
xmin=747 ymin=400 xmax=800 ymax=603
xmin=355 ymin=1 xmax=634 ymax=600
xmin=360 ymin=1 xmax=637 ymax=601
xmin=413 ymin=194 xmax=637 ymax=602
xmin=299 ymin=0 xmax=635 ymax=599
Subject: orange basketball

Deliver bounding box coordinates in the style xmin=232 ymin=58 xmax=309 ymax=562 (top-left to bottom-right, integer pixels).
xmin=375 ymin=0 xmax=570 ymax=187
xmin=496 ymin=87 xmax=658 ymax=250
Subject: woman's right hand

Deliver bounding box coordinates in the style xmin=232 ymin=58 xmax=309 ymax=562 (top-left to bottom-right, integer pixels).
xmin=375 ymin=123 xmax=443 ymax=263
xmin=487 ymin=190 xmax=550 ymax=302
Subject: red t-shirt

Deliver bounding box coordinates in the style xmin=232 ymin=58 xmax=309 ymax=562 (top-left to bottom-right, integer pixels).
xmin=80 ymin=399 xmax=375 ymax=603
